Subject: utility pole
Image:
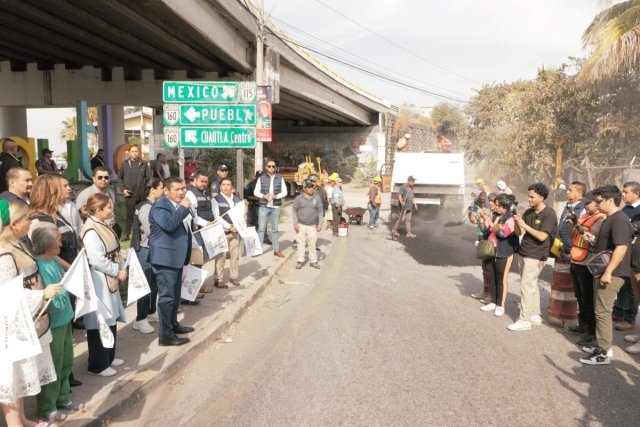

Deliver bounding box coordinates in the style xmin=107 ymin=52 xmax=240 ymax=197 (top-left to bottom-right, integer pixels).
xmin=254 ymin=0 xmax=265 ymax=174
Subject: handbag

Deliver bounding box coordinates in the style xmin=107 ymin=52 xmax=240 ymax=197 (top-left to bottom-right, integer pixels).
xmin=476 ymin=239 xmax=496 ymax=260
xmin=587 ymin=250 xmax=613 ymax=277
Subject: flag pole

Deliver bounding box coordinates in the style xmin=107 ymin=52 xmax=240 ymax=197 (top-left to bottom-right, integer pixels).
xmin=33 ymin=299 xmax=52 ymax=325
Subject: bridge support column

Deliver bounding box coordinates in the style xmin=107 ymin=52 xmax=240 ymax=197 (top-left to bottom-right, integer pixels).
xmin=0 ymin=107 xmax=27 ymax=138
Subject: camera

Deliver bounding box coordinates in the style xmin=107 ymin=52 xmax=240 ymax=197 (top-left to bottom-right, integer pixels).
xmin=565 ymin=204 xmax=579 ymax=225
xmin=469 ymin=205 xmax=478 ymax=213
xmin=510 ymin=200 xmax=519 ymax=216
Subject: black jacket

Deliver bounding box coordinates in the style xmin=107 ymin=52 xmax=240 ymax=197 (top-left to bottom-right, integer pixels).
xmin=91 ymin=155 xmax=107 ymax=171
xmin=0 ymin=152 xmax=23 ymax=193
xmin=117 ymin=159 xmax=151 ymax=194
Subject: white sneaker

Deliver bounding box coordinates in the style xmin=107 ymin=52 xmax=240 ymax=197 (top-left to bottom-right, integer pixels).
xmin=507 ymin=320 xmax=532 ymax=331
xmin=88 ymin=367 xmax=117 ymax=377
xmin=133 ymin=319 xmax=155 ymax=334
xmin=581 ymin=346 xmax=613 ymax=357
xmin=626 ymin=341 xmax=640 ymax=354
xmin=580 ymin=348 xmax=613 ymax=365
xmin=480 ymin=303 xmax=496 ymax=312
xmin=147 ymin=313 xmax=159 ymax=323
xmin=111 ymin=358 xmax=124 ymax=367
xmin=530 ymin=315 xmax=542 ymax=326
xmin=494 ymin=306 xmax=505 ymax=317
xmin=326 ymin=229 xmax=332 ymax=234
xmin=624 ymin=333 xmax=640 ymax=343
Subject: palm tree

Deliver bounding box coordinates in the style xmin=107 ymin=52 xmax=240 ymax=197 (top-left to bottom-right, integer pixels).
xmin=579 ymin=1 xmax=640 ymax=84
xmin=60 ymin=116 xmax=77 ymax=142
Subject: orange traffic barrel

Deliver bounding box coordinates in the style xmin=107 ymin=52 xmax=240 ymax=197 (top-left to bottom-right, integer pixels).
xmin=548 ymin=257 xmax=578 ymax=328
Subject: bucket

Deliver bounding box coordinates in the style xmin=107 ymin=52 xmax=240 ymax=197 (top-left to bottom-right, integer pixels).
xmin=338 ymin=223 xmax=349 ymax=237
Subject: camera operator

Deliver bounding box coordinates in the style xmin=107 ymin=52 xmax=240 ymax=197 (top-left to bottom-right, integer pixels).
xmin=558 ymin=181 xmax=587 ymax=258
xmin=471 ymin=191 xmax=490 ymax=210
xmin=468 ymin=192 xmax=498 ymax=302
xmin=565 ymin=191 xmax=605 ymax=345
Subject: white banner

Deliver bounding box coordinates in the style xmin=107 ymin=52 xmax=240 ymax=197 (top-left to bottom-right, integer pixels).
xmin=226 ymin=203 xmax=248 ymax=237
xmin=125 ymin=251 xmax=151 ymax=306
xmin=180 ymin=265 xmax=207 ymax=302
xmin=0 ymin=275 xmax=42 ymax=363
xmin=199 ymin=221 xmax=228 ymax=259
xmin=243 ymin=226 xmax=263 ymax=257
xmin=95 ymin=299 xmax=115 ymax=348
xmin=61 ymin=249 xmax=99 ymax=321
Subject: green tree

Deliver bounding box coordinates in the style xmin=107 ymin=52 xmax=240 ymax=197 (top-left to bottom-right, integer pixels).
xmin=579 ymin=0 xmax=640 ymax=84
xmin=431 ymin=103 xmax=464 ymax=137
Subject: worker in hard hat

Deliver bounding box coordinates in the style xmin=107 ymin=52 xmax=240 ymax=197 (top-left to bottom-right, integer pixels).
xmin=327 ymin=173 xmax=345 ymax=236
xmin=367 ymin=176 xmax=383 ymax=229
xmin=476 ymin=179 xmax=491 ymax=193
xmin=396 ymin=134 xmax=411 ymax=152
xmin=496 ymin=180 xmax=513 ymax=195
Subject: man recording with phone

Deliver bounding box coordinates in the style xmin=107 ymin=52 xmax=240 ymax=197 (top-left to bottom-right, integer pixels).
xmin=558 ymin=182 xmax=586 ymax=258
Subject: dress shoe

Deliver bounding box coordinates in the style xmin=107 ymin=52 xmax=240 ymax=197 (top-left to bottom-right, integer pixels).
xmin=615 ymin=321 xmax=636 ymax=331
xmin=612 ymin=314 xmax=624 ymax=322
xmin=69 ymin=378 xmax=82 ymax=387
xmin=196 ymin=292 xmax=205 ymax=299
xmin=230 ymin=279 xmax=240 ymax=286
xmin=159 ymin=336 xmax=190 ymax=346
xmin=406 ymin=232 xmax=417 ymax=238
xmin=471 ymin=291 xmax=490 ymax=300
xmin=274 ymin=251 xmax=285 ymax=258
xmin=180 ymin=299 xmax=201 ymax=306
xmin=200 ymin=286 xmax=214 ymax=293
xmin=214 ymin=281 xmax=228 ymax=289
xmin=480 ymin=296 xmax=492 ymax=304
xmin=173 ymin=325 xmax=195 ymax=334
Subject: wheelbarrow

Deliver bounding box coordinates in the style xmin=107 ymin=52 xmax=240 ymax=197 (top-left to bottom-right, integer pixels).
xmin=344 ymin=207 xmax=367 ymax=225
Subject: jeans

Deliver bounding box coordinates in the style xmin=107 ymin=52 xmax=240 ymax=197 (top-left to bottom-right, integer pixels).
xmin=368 ymin=206 xmax=380 ymax=227
xmin=612 ymin=278 xmax=637 ymax=323
xmin=136 ymin=247 xmax=158 ymax=321
xmin=258 ymin=206 xmax=280 ymax=251
xmin=570 ymin=263 xmax=596 ymax=335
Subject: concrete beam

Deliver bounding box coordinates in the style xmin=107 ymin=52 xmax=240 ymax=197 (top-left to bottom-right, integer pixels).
xmin=279 ymin=92 xmax=355 ymax=125
xmin=272 ymin=105 xmax=314 ymax=122
xmin=152 ymin=0 xmax=253 ymax=73
xmin=278 ymin=99 xmax=338 ymax=124
xmin=30 ymin=0 xmax=191 ymax=70
xmin=207 ymin=0 xmax=259 ymax=39
xmin=279 ymin=64 xmax=373 ymax=125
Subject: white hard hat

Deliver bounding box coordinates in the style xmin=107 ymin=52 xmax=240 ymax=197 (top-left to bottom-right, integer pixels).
xmin=497 ymin=180 xmax=506 ymax=190
xmin=404 ymin=133 xmax=411 ymax=138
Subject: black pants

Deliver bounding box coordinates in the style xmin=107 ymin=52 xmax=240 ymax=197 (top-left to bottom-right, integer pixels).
xmin=247 ymin=204 xmax=260 ymax=227
xmin=87 ymin=325 xmax=117 ymax=373
xmin=136 ymin=247 xmax=158 ymax=321
xmin=486 ymin=255 xmax=513 ymax=307
xmin=124 ymin=196 xmax=135 ymax=237
xmin=153 ymin=264 xmax=183 ymax=340
xmin=570 ymin=263 xmax=596 ymax=335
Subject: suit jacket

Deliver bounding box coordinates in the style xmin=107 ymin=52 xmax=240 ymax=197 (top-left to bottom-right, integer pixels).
xmin=149 ymin=195 xmax=192 ymax=269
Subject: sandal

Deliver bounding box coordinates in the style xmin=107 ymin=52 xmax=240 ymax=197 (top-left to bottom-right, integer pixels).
xmin=58 ymin=401 xmax=85 ymax=411
xmin=40 ymin=410 xmax=66 ymax=422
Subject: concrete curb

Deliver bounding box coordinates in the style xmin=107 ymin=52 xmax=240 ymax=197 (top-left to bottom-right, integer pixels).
xmin=61 ymin=250 xmax=296 ymax=427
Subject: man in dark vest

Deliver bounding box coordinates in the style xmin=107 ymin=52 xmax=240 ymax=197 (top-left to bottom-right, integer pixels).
xmin=253 ymin=159 xmax=288 ymax=258
xmin=213 ymin=177 xmax=243 ymax=287
xmin=185 ymin=171 xmax=217 ymax=292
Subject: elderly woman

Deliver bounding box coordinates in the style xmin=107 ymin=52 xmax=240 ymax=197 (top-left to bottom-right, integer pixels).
xmin=0 ymin=201 xmax=61 ymax=427
xmin=29 ymin=175 xmax=78 ymax=267
xmin=131 ymin=178 xmax=163 ymax=334
xmin=32 ymin=223 xmax=84 ymax=422
xmin=79 ymin=193 xmax=127 ymax=377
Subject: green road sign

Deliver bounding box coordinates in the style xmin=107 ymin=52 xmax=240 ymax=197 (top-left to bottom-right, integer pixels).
xmin=163 ymin=126 xmax=256 ymax=149
xmin=163 ymin=81 xmax=257 ymax=104
xmin=163 ymin=104 xmax=256 ymax=126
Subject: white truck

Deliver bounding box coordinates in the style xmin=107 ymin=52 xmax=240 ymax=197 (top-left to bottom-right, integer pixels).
xmin=390 ymin=152 xmax=465 ymax=216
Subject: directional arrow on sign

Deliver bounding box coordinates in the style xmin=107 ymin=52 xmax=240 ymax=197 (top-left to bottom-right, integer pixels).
xmin=185 ymin=130 xmax=198 ymax=144
xmin=184 ymin=106 xmax=201 ymax=123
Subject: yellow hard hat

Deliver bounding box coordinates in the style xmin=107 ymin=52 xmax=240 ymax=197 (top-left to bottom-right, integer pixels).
xmin=328 ymin=173 xmax=340 ymax=181
xmin=373 ymin=176 xmax=382 ymax=183
xmin=475 ymin=178 xmax=484 ymax=184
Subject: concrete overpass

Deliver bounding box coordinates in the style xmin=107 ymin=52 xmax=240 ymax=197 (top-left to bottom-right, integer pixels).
xmin=0 ymin=0 xmax=390 ymax=135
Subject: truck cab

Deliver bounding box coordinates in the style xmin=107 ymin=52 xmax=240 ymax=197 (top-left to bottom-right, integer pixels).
xmin=390 ymin=152 xmax=465 ymax=216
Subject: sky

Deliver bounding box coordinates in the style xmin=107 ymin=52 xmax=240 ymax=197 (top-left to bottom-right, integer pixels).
xmin=263 ymin=0 xmax=608 ymax=108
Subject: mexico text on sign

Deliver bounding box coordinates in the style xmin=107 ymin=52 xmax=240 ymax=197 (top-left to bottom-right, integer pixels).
xmin=163 ymin=104 xmax=256 ymax=126
xmin=164 ymin=126 xmax=256 ymax=149
xmin=163 ymin=81 xmax=257 ymax=104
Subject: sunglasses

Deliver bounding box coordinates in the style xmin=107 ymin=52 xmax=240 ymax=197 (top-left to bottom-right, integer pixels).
xmin=595 ymin=199 xmax=605 ymax=204
xmin=266 ymin=165 xmax=276 ymax=169
xmin=96 ymin=176 xmax=110 ymax=181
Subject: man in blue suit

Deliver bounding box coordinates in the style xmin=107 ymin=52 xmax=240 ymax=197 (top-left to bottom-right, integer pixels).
xmin=150 ymin=177 xmax=195 ymax=346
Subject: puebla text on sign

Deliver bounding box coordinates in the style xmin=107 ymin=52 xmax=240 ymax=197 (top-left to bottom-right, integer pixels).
xmin=163 ymin=104 xmax=256 ymax=126
xmin=163 ymin=81 xmax=257 ymax=104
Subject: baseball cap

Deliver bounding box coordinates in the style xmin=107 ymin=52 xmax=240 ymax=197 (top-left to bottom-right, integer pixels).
xmin=408 ymin=175 xmax=416 ymax=181
xmin=583 ymin=191 xmax=597 ymax=203
xmin=336 ymin=177 xmax=343 ymax=183
xmin=42 ymin=148 xmax=53 ymax=155
xmin=217 ymin=164 xmax=229 ymax=171
xmin=308 ymin=174 xmax=319 ymax=182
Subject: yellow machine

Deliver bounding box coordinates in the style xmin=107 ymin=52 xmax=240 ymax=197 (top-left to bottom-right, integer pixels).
xmin=279 ymin=155 xmax=321 ymax=196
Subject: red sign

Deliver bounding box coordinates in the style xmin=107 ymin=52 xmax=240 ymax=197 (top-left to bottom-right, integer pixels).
xmin=256 ymin=86 xmax=272 ymax=142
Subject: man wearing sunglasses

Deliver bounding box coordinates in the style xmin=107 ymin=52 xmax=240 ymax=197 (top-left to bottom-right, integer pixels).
xmin=580 ymin=185 xmax=633 ymax=365
xmin=76 ymin=166 xmax=117 ymax=229
xmin=253 ymin=159 xmax=288 ymax=258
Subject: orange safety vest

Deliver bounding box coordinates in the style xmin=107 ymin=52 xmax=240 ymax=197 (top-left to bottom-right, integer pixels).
xmin=570 ymin=213 xmax=606 ymax=262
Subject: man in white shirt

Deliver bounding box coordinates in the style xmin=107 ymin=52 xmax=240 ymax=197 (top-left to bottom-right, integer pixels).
xmin=253 ymin=159 xmax=288 ymax=258
xmin=213 ymin=177 xmax=243 ymax=286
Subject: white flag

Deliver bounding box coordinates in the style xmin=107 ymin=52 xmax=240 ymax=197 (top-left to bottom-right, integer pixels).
xmin=180 ymin=265 xmax=207 ymax=302
xmin=95 ymin=299 xmax=115 ymax=348
xmin=62 ymin=249 xmax=99 ymax=321
xmin=125 ymin=251 xmax=150 ymax=306
xmin=226 ymin=203 xmax=248 ymax=237
xmin=199 ymin=221 xmax=228 ymax=259
xmin=243 ymin=226 xmax=263 ymax=257
xmin=0 ymin=275 xmax=42 ymax=363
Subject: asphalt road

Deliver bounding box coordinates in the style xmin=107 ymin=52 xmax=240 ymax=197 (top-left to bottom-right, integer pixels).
xmin=111 ymin=207 xmax=640 ymax=427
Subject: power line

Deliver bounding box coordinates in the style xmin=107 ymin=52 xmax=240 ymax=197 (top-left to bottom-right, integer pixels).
xmin=314 ymin=0 xmax=482 ymax=86
xmin=268 ymin=15 xmax=473 ymax=98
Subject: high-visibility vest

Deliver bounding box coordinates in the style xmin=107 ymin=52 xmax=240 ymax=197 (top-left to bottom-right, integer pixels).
xmin=570 ymin=213 xmax=606 ymax=262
